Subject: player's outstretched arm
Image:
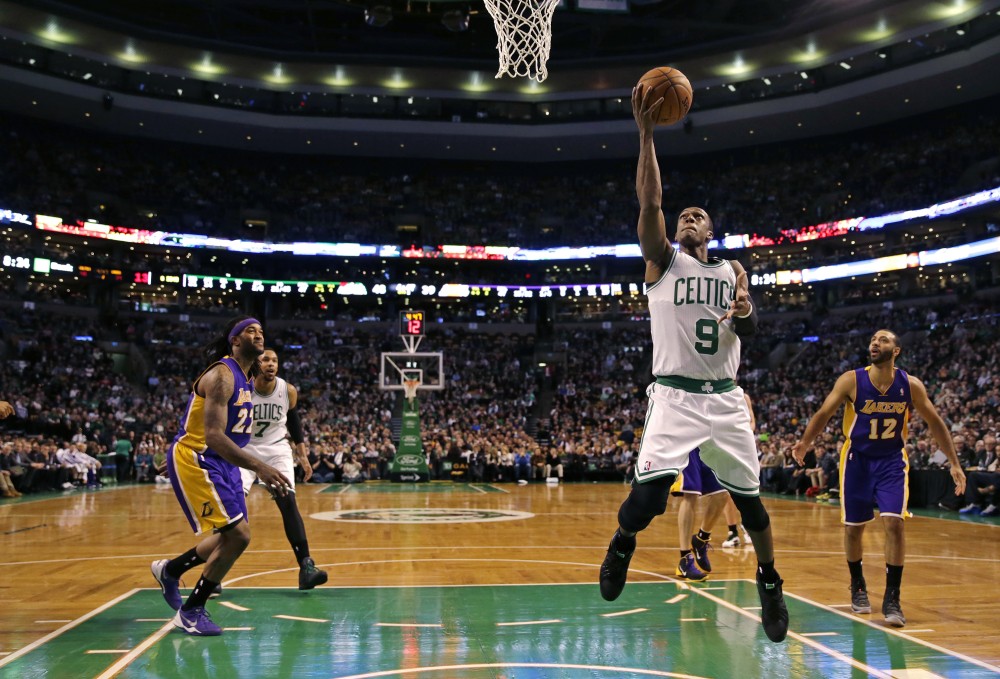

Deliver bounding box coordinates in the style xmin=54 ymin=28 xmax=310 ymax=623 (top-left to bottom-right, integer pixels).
xmin=909 ymin=375 xmax=966 ymax=495
xmin=792 ymin=371 xmax=855 ymax=464
xmin=633 ymin=85 xmax=671 ymax=271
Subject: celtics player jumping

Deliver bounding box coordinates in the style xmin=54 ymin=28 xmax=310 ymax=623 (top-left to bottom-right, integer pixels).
xmin=241 ymin=348 xmax=328 ymax=590
xmin=599 ymin=83 xmax=788 ymax=643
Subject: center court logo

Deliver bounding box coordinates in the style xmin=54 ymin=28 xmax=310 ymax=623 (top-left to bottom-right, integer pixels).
xmin=310 ymin=508 xmax=535 ymax=524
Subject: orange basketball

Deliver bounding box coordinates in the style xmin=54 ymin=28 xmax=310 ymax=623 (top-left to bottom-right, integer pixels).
xmin=637 ymin=67 xmax=693 ymax=126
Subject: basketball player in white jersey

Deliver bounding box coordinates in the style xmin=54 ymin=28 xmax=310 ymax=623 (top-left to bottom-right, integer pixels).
xmin=241 ymin=349 xmax=328 ymax=590
xmin=599 ymin=84 xmax=788 ymax=643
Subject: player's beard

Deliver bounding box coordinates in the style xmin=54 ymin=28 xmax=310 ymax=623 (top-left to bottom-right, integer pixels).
xmin=870 ymin=348 xmax=894 ymax=365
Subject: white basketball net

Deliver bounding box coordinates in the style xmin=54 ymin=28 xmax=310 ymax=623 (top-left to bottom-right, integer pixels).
xmin=483 ymin=0 xmax=561 ymax=81
xmin=403 ymin=378 xmax=421 ymax=402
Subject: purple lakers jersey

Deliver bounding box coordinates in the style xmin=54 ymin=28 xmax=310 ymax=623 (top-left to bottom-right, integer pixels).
xmin=174 ymin=356 xmax=255 ymax=456
xmin=842 ymin=366 xmax=911 ymax=459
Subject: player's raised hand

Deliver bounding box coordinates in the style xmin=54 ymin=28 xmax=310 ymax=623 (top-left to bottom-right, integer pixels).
xmin=632 ymin=85 xmax=664 ymax=135
xmin=949 ymin=464 xmax=967 ymax=496
xmin=720 ymin=271 xmax=751 ymax=323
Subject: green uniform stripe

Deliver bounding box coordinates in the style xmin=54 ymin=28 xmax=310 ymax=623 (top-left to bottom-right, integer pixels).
xmin=655 ymin=375 xmax=736 ymax=394
xmin=634 ymin=467 xmax=680 ymax=483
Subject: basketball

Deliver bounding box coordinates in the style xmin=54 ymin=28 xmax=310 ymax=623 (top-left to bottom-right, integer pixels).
xmin=637 ymin=66 xmax=693 ymax=126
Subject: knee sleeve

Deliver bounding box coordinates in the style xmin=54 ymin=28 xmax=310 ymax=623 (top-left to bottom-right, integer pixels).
xmin=618 ymin=476 xmax=673 ymax=533
xmin=730 ymin=493 xmax=770 ymax=533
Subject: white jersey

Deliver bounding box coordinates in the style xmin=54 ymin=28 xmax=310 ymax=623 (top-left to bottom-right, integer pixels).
xmin=246 ymin=377 xmax=292 ymax=456
xmin=646 ymin=249 xmax=741 ymax=381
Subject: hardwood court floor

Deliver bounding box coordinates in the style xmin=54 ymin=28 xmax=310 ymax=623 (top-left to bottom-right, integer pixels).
xmin=1 ymin=481 xmax=999 ymax=678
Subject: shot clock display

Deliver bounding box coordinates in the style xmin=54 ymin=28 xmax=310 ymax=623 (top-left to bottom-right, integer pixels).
xmin=400 ymin=310 xmax=425 ymax=337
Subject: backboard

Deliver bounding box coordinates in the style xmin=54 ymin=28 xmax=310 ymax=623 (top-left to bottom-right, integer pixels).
xmin=380 ymin=351 xmax=445 ymax=391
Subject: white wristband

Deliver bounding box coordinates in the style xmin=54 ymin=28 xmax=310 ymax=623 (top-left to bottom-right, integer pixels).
xmin=735 ymin=302 xmax=753 ymax=319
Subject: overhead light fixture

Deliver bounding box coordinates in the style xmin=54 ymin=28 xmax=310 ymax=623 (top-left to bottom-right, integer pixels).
xmin=839 ymin=61 xmax=851 ymax=69
xmin=441 ymin=8 xmax=470 ymax=32
xmin=365 ymin=5 xmax=393 ymax=27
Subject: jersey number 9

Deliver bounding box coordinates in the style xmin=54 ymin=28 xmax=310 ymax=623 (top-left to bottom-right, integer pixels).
xmin=695 ymin=319 xmax=719 ymax=355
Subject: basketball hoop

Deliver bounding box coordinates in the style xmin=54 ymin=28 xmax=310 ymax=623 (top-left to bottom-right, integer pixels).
xmin=403 ymin=377 xmax=421 ymax=403
xmin=483 ymin=0 xmax=560 ymax=81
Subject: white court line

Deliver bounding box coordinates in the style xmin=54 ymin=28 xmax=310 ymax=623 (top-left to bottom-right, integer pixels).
xmin=900 ymin=629 xmax=936 ymax=633
xmin=656 ymin=578 xmax=894 ymax=679
xmin=222 ymin=558 xmax=673 ymax=586
xmin=223 ymin=627 xmax=254 ymax=631
xmin=697 ymin=587 xmax=727 ymax=591
xmin=601 ymin=608 xmax=648 ymax=618
xmin=0 ymin=653 xmax=9 ymax=657
xmin=467 ymin=484 xmax=487 ymax=495
xmin=34 ymin=620 xmax=71 ymax=624
xmin=376 ymin=623 xmax=442 ymax=628
xmin=665 ymin=594 xmax=687 ymax=604
xmin=800 ymin=632 xmax=840 ymax=637
xmin=332 ymin=662 xmax=710 ymax=679
xmin=8 ymin=544 xmax=1000 ymax=568
xmin=94 ymin=621 xmax=174 ymax=679
xmin=0 ymin=589 xmax=141 ymax=669
xmin=275 ymin=614 xmax=329 ymax=623
xmin=218 ymin=601 xmax=250 ymax=612
xmin=134 ymin=618 xmax=171 ymax=622
xmin=337 ymin=485 xmax=352 ymax=494
xmin=86 ymin=650 xmax=130 ymax=654
xmin=781 ymin=589 xmax=1000 ymax=674
xmin=484 ymin=484 xmax=510 ymax=494
xmin=679 ymin=618 xmax=708 ymax=622
xmin=496 ymin=619 xmax=562 ymax=627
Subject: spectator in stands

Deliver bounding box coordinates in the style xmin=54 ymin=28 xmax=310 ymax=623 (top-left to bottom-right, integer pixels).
xmin=341 ymin=454 xmax=364 ymax=484
xmin=0 ymin=442 xmax=23 ymax=497
xmin=113 ymin=430 xmax=133 ymax=483
xmin=759 ymin=445 xmax=782 ymax=492
xmin=544 ymin=447 xmax=563 ymax=482
xmin=309 ymin=448 xmax=337 ymax=484
xmin=514 ymin=448 xmax=531 ymax=482
xmin=959 ymin=436 xmax=999 ymax=516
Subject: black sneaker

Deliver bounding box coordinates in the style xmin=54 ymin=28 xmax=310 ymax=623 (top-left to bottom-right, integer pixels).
xmin=209 ymin=582 xmax=223 ymax=599
xmin=756 ymin=574 xmax=789 ymax=643
xmin=850 ymin=579 xmax=871 ymax=614
xmin=299 ymin=557 xmax=329 ymax=590
xmin=599 ymin=531 xmax=634 ymax=602
xmin=882 ymin=589 xmax=906 ymax=627
xmin=691 ymin=536 xmax=712 ymax=573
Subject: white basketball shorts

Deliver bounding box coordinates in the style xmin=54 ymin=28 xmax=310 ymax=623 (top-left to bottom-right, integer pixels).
xmin=634 ymin=381 xmax=760 ymax=495
xmin=240 ymin=443 xmax=297 ymax=495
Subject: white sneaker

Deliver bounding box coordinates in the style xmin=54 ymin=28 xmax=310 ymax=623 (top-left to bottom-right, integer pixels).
xmin=721 ymin=533 xmax=741 ymax=548
xmin=62 ymin=482 xmax=75 ymax=490
xmin=742 ymin=531 xmax=753 ymax=546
